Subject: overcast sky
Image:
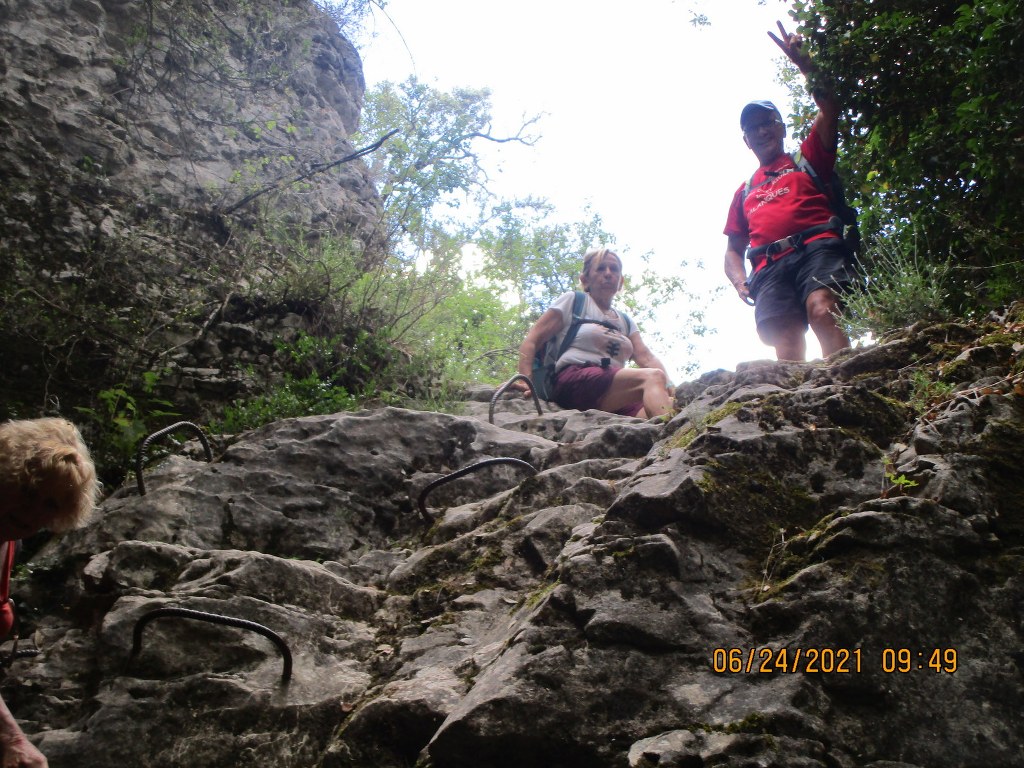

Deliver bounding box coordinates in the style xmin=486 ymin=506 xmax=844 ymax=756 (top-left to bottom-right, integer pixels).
xmin=352 ymin=0 xmax=819 ymax=381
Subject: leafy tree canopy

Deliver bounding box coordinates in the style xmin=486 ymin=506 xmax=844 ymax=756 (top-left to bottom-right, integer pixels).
xmin=475 ymin=199 xmax=615 ymax=317
xmin=355 ymin=76 xmax=539 ymax=260
xmin=790 ymin=0 xmax=1024 ymax=309
xmin=355 ymin=76 xmax=713 ymax=383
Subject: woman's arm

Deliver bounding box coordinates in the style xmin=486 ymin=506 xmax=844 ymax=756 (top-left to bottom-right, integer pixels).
xmin=514 ymin=308 xmax=565 ymax=393
xmin=0 ymin=694 xmax=47 ymax=767
xmin=630 ymin=332 xmax=673 ymax=388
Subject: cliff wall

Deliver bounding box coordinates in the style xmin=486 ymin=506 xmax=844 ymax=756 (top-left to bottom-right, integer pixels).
xmin=0 ymin=0 xmax=382 ymax=418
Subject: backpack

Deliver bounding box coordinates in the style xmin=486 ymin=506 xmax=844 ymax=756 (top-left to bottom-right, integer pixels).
xmin=742 ymin=150 xmax=860 ymax=254
xmin=530 ymin=291 xmax=633 ymax=402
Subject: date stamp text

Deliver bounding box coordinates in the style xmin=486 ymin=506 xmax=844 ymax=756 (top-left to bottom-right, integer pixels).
xmin=711 ymin=647 xmax=958 ymax=674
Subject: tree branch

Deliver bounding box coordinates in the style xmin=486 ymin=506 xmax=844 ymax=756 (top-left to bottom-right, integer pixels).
xmin=220 ymin=128 xmax=400 ymax=215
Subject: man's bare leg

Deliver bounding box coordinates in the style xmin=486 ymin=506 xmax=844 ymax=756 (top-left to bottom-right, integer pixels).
xmin=806 ymin=287 xmax=850 ymax=357
xmin=760 ymin=315 xmax=808 ymax=361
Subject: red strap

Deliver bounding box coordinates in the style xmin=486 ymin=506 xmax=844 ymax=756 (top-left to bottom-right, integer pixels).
xmin=0 ymin=600 xmax=12 ymax=639
xmin=0 ymin=541 xmax=14 ymax=639
xmin=0 ymin=541 xmax=13 ymax=603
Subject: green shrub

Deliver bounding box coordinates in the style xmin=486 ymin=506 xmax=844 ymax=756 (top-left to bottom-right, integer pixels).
xmin=73 ymin=375 xmax=180 ymax=487
xmin=839 ymin=232 xmax=954 ymax=340
xmin=213 ymin=373 xmax=359 ymax=434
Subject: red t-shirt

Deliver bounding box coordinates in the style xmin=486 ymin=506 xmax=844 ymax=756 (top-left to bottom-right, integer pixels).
xmin=724 ymin=122 xmax=837 ymax=271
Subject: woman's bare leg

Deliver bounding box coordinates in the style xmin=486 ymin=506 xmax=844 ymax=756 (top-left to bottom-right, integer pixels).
xmin=599 ymin=367 xmax=671 ymax=418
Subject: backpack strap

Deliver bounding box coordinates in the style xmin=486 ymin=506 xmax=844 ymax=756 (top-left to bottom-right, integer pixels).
xmin=792 ymin=149 xmax=826 ymax=197
xmin=793 ymin=149 xmax=860 ymax=253
xmin=555 ymin=290 xmax=588 ymax=360
xmin=553 ymin=291 xmax=631 ymax=365
xmin=792 ymin=150 xmax=857 ymax=223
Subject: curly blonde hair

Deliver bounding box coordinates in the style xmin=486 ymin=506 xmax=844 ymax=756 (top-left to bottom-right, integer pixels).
xmin=0 ymin=418 xmax=99 ymax=533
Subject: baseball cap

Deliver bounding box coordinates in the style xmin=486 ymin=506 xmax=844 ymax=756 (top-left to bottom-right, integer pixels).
xmin=740 ymin=100 xmax=782 ymax=130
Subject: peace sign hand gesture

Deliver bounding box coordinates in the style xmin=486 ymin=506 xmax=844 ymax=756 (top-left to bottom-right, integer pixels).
xmin=767 ymin=21 xmax=813 ymax=74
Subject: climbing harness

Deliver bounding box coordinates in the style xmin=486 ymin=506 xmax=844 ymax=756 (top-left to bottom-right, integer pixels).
xmin=745 ymin=215 xmax=844 ymax=267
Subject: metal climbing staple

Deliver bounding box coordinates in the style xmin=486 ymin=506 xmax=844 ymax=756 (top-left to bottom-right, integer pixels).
xmin=135 ymin=421 xmax=213 ymax=495
xmin=416 ymin=457 xmax=538 ymax=524
xmin=489 ymin=374 xmax=543 ymax=424
xmin=128 ymin=606 xmax=293 ymax=683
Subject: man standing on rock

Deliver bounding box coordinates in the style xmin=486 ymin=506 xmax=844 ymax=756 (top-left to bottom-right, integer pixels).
xmin=723 ymin=22 xmax=857 ymax=362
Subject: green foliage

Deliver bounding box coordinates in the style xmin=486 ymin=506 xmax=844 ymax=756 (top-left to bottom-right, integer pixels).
xmin=881 ymin=456 xmax=918 ymax=498
xmin=213 ymin=372 xmax=359 ymax=434
xmin=838 ymin=230 xmax=954 ymax=341
xmin=209 ymin=319 xmax=443 ymax=434
xmin=404 ymin=283 xmax=523 ymax=386
xmin=475 ymin=201 xmax=613 ymax=317
xmin=908 ymin=369 xmax=954 ymax=415
xmin=354 ymin=76 xmax=539 ymax=259
xmin=345 ymin=77 xmax=544 ymax=386
xmin=212 ymin=221 xmax=476 ymax=429
xmin=73 ymin=377 xmax=180 ymax=481
xmin=790 ymin=0 xmax=1024 ymax=313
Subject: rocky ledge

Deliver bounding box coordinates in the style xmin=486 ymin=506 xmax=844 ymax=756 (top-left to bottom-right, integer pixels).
xmin=4 ymin=314 xmax=1024 ymax=768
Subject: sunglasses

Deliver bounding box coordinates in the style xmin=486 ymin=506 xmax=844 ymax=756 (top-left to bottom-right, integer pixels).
xmin=743 ymin=118 xmax=784 ymax=134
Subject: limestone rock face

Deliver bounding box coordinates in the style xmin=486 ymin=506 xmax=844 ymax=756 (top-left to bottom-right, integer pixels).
xmin=0 ymin=0 xmax=383 ymax=414
xmin=0 ymin=0 xmax=378 ymax=237
xmin=6 ymin=319 xmax=1024 ymax=768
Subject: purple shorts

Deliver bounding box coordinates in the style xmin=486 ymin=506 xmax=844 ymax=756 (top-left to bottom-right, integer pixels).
xmin=552 ymin=364 xmax=644 ymax=417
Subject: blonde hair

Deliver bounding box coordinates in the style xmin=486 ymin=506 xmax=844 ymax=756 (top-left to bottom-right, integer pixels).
xmin=580 ymin=247 xmax=623 ymax=292
xmin=0 ymin=418 xmax=99 ymax=532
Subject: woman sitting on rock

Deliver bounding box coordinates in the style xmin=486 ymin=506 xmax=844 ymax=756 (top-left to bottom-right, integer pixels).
xmin=514 ymin=246 xmax=675 ymax=418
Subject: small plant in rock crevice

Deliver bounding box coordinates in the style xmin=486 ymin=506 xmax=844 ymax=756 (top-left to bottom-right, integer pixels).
xmin=907 ymin=369 xmax=955 ymax=415
xmin=880 ymin=456 xmax=919 ymax=499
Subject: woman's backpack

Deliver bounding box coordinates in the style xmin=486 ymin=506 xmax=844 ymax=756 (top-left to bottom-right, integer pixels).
xmin=530 ymin=291 xmax=632 ymax=401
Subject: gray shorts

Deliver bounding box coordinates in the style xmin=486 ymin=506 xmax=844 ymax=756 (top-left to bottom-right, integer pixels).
xmin=747 ymin=237 xmax=859 ymax=332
